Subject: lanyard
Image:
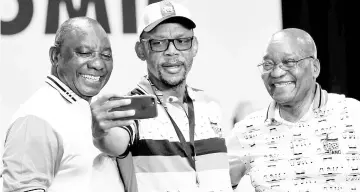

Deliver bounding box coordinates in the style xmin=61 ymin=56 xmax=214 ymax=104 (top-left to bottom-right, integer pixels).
xmin=149 ymin=83 xmax=196 ymax=170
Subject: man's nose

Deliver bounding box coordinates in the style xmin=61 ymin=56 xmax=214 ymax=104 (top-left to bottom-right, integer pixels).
xmin=88 ymin=55 xmax=104 ymax=70
xmin=164 ymin=41 xmax=180 ymax=56
xmin=270 ymin=64 xmax=286 ymax=77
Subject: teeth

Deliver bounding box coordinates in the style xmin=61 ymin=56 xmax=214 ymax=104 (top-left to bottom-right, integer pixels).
xmin=274 ymin=82 xmax=292 ymax=87
xmin=165 ymin=65 xmax=180 ymax=68
xmin=81 ymin=74 xmax=100 ymax=81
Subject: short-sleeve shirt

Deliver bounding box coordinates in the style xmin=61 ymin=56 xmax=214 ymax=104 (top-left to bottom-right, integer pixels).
xmin=2 ymin=75 xmax=124 ymax=192
xmin=227 ymin=84 xmax=360 ymax=192
xmin=120 ymin=76 xmax=233 ymax=192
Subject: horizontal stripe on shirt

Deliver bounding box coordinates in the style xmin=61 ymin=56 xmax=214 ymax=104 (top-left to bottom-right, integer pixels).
xmin=132 ymin=137 xmax=227 ymax=157
xmin=194 ymin=152 xmax=229 ymax=172
xmin=136 ymin=171 xmax=197 ymax=192
xmin=133 ymin=152 xmax=228 ymax=173
xmin=136 ymin=170 xmax=232 ymax=192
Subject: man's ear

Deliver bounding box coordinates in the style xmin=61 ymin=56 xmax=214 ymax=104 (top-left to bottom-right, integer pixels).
xmin=135 ymin=41 xmax=146 ymax=61
xmin=312 ymin=58 xmax=320 ymax=79
xmin=191 ymin=37 xmax=198 ymax=57
xmin=49 ymin=46 xmax=61 ymax=67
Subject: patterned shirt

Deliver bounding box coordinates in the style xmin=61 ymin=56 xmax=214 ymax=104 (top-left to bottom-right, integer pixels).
xmin=227 ymin=84 xmax=360 ymax=192
xmin=120 ymin=77 xmax=233 ymax=192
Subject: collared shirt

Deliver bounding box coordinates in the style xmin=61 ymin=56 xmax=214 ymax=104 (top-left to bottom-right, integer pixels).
xmin=120 ymin=76 xmax=232 ymax=192
xmin=2 ymin=75 xmax=124 ymax=192
xmin=227 ymin=84 xmax=360 ymax=192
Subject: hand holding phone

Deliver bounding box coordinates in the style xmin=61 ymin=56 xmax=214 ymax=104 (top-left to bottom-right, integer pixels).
xmin=109 ymin=95 xmax=158 ymax=120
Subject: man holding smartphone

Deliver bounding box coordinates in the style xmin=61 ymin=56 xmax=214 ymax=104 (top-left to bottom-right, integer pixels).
xmin=2 ymin=17 xmax=132 ymax=192
xmin=91 ymin=1 xmax=233 ymax=191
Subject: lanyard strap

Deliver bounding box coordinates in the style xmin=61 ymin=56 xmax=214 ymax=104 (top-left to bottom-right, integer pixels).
xmin=166 ymin=97 xmax=196 ymax=169
xmin=150 ymin=85 xmax=196 ymax=170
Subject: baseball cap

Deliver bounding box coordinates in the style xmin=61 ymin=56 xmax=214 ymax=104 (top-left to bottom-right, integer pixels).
xmin=138 ymin=0 xmax=196 ymax=36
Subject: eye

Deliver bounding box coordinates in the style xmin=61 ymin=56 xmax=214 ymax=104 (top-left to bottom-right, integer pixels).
xmin=176 ymin=38 xmax=192 ymax=44
xmin=76 ymin=52 xmax=92 ymax=57
xmin=262 ymin=61 xmax=274 ymax=70
xmin=282 ymin=59 xmax=296 ymax=66
xmin=101 ymin=53 xmax=112 ymax=60
xmin=102 ymin=50 xmax=112 ymax=58
xmin=150 ymin=39 xmax=166 ymax=46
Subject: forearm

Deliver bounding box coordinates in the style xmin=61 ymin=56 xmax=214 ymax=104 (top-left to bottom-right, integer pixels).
xmin=229 ymin=155 xmax=247 ymax=188
xmin=93 ymin=127 xmax=131 ymax=156
xmin=226 ymin=127 xmax=249 ymax=188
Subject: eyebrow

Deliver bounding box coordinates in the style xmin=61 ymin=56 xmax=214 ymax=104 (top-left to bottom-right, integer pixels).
xmin=103 ymin=47 xmax=112 ymax=52
xmin=75 ymin=45 xmax=92 ymax=50
xmin=263 ymin=53 xmax=296 ymax=60
xmin=151 ymin=33 xmax=192 ymax=39
xmin=75 ymin=45 xmax=112 ymax=52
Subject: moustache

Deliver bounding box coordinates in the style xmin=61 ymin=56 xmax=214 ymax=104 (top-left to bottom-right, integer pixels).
xmin=164 ymin=58 xmax=183 ymax=65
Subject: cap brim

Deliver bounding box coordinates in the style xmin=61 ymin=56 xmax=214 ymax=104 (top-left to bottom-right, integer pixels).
xmin=143 ymin=16 xmax=196 ymax=33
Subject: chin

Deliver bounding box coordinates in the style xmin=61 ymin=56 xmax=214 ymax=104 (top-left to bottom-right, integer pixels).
xmin=273 ymin=95 xmax=293 ymax=105
xmin=164 ymin=78 xmax=184 ymax=87
xmin=79 ymin=87 xmax=102 ymax=97
xmin=160 ymin=74 xmax=185 ymax=87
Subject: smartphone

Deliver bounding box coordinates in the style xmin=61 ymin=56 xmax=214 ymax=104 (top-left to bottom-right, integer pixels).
xmin=109 ymin=95 xmax=158 ymax=120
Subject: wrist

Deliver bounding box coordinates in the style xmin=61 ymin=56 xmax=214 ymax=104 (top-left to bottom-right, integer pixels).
xmin=92 ymin=130 xmax=108 ymax=139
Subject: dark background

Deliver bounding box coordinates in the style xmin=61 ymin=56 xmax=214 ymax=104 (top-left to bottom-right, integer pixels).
xmin=282 ymin=0 xmax=359 ymax=100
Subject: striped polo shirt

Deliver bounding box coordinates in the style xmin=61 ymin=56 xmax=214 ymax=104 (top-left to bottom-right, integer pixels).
xmin=122 ymin=77 xmax=232 ymax=192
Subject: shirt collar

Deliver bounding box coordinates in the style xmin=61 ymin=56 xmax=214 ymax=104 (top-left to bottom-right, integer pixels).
xmin=265 ymin=83 xmax=328 ymax=123
xmin=45 ymin=75 xmax=80 ymax=104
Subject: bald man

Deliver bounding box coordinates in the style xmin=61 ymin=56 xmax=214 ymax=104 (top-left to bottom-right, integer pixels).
xmin=227 ymin=28 xmax=360 ymax=191
xmin=2 ymin=17 xmax=133 ymax=192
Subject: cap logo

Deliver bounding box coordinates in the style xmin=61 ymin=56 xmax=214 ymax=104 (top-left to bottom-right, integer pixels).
xmin=160 ymin=1 xmax=176 ymax=17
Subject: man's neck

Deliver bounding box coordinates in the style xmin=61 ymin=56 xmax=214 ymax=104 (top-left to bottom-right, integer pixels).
xmin=148 ymin=76 xmax=187 ymax=103
xmin=278 ymin=85 xmax=316 ymax=123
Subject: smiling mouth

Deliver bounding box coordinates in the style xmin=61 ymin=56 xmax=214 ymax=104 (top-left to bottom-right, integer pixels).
xmin=163 ymin=64 xmax=181 ymax=68
xmin=80 ymin=74 xmax=101 ymax=81
xmin=273 ymin=82 xmax=294 ymax=88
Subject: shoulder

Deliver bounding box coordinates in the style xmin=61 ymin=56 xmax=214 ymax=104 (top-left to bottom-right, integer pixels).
xmin=234 ymin=108 xmax=268 ymax=128
xmin=327 ymin=93 xmax=360 ymax=111
xmin=12 ymin=85 xmax=69 ymax=121
xmin=344 ymin=96 xmax=360 ymax=109
xmin=4 ymin=115 xmax=63 ymax=161
xmin=188 ymin=86 xmax=219 ymax=105
xmin=3 ymin=115 xmax=63 ymax=191
xmin=189 ymin=86 xmax=222 ymax=115
xmin=326 ymin=93 xmax=360 ymax=126
xmin=6 ymin=115 xmax=61 ymax=142
xmin=343 ymin=96 xmax=360 ymax=121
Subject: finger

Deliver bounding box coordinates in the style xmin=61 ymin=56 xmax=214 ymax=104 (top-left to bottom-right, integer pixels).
xmin=111 ymin=120 xmax=135 ymax=128
xmin=98 ymin=109 xmax=136 ymax=120
xmin=98 ymin=120 xmax=135 ymax=130
xmin=101 ymin=99 xmax=132 ymax=111
xmin=91 ymin=93 xmax=126 ymax=107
